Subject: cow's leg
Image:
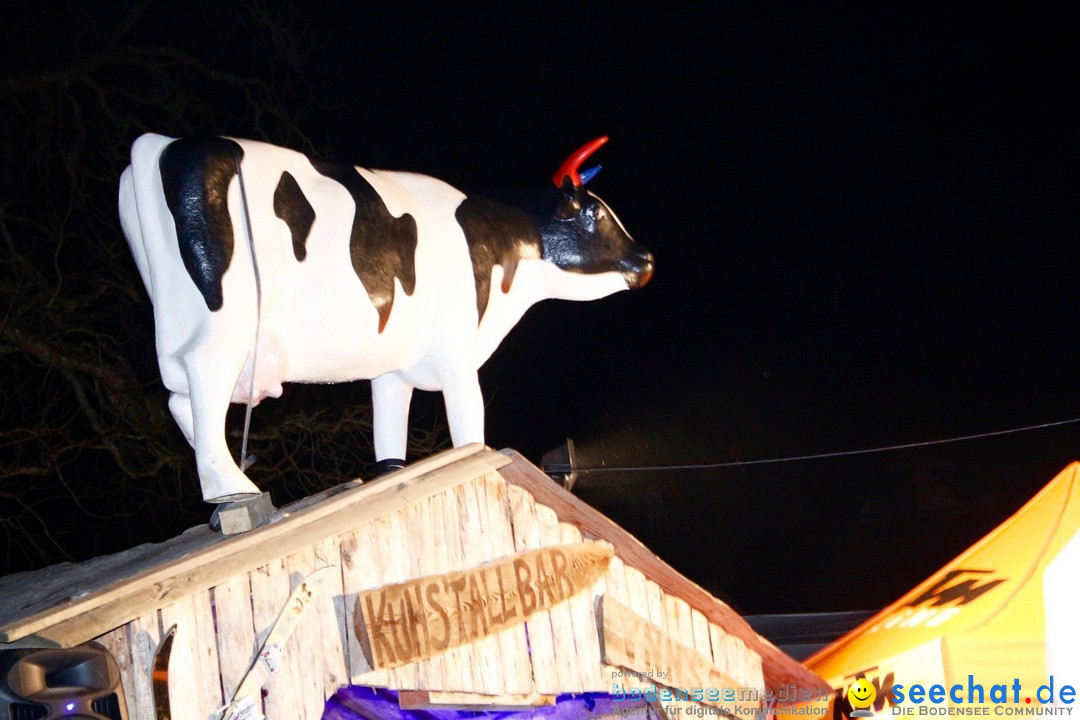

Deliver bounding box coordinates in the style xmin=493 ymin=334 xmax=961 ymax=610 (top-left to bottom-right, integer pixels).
xmin=439 ymin=370 xmax=485 ymax=448
xmin=168 ymin=393 xmax=196 ymax=447
xmin=181 ymin=348 xmax=261 ymax=503
xmin=372 ymin=372 xmax=413 ymax=473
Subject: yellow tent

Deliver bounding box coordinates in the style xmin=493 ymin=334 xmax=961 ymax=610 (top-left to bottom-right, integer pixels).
xmin=798 ymin=462 xmax=1080 ymax=717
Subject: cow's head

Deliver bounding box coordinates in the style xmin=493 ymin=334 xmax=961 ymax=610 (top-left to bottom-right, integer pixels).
xmin=536 ymin=137 xmax=654 ymax=297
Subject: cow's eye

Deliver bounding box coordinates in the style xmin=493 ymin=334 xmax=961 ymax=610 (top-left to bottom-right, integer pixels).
xmin=557 ymin=198 xmax=581 ymax=220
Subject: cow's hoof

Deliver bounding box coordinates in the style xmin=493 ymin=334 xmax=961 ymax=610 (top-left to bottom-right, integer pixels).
xmin=206 ymin=490 xmax=262 ymax=504
xmin=199 ymin=464 xmax=261 ymax=504
xmin=373 ymin=458 xmax=406 ymax=477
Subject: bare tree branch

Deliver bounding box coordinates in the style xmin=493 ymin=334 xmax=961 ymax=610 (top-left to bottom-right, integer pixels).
xmin=0 ymin=0 xmax=448 ymax=574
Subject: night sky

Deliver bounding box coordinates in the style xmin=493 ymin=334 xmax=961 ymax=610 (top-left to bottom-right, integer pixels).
xmin=10 ymin=5 xmax=1080 ymax=615
xmin=300 ymin=6 xmax=1079 ymax=613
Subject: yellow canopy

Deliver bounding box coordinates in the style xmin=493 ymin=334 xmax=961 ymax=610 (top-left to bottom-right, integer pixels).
xmin=798 ymin=462 xmax=1080 ymax=716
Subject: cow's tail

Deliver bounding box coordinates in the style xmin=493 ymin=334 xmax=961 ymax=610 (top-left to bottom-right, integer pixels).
xmin=232 ymin=149 xmax=261 ymax=473
xmin=120 ymin=133 xmax=177 ymax=305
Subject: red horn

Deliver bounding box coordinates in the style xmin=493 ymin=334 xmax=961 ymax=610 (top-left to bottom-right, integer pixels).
xmin=552 ymin=136 xmax=609 ymax=187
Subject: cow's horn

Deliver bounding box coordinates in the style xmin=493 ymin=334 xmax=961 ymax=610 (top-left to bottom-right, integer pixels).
xmin=552 ymin=136 xmax=609 ymax=187
xmin=579 ymin=165 xmax=602 ymax=184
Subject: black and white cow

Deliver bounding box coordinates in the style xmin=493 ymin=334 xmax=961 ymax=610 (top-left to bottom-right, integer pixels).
xmin=118 ymin=134 xmax=653 ymax=503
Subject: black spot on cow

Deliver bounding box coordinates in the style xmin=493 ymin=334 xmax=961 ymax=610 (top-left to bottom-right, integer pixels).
xmin=455 ymin=196 xmax=541 ymax=324
xmin=159 ymin=137 xmax=244 ymax=311
xmin=273 ymin=171 xmax=316 ymax=262
xmin=310 ymin=160 xmax=417 ymax=333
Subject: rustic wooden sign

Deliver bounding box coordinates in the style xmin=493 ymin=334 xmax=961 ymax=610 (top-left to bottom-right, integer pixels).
xmin=354 ymin=541 xmax=613 ymax=669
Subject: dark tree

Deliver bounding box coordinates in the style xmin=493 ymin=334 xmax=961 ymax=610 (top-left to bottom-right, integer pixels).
xmin=0 ymin=1 xmax=445 ymax=573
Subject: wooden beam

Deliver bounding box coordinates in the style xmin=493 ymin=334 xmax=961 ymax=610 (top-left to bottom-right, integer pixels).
xmin=398 ymin=690 xmax=555 ymax=710
xmin=0 ymin=444 xmax=507 ymax=648
xmin=598 ymin=594 xmax=752 ymax=712
xmin=497 ymin=450 xmax=831 ymax=700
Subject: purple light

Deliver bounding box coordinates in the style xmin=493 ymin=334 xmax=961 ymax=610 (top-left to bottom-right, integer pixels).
xmin=324 ymin=686 xmax=653 ymax=718
xmin=65 ymin=702 xmax=76 ymax=712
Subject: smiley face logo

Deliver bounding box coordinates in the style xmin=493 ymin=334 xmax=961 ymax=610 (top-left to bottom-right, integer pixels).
xmin=848 ymin=678 xmax=877 ymax=710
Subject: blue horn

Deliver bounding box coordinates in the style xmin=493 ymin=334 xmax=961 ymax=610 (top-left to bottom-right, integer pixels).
xmin=579 ymin=164 xmax=602 ymax=185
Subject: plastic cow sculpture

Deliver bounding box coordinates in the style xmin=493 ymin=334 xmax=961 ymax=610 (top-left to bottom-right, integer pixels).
xmin=119 ymin=134 xmax=653 ymax=503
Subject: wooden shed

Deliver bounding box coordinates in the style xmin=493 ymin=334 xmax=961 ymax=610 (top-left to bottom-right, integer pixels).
xmin=0 ymin=445 xmax=828 ymax=719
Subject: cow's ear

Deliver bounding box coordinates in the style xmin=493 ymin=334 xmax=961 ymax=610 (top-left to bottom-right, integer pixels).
xmin=557 ymin=177 xmax=581 ymax=219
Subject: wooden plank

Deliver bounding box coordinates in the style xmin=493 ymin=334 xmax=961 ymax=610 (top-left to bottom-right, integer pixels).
xmin=458 ymin=478 xmax=501 ymax=694
xmin=250 ymin=556 xmax=301 ymax=719
xmin=192 ymin=591 xmax=223 ymax=717
xmin=535 ymin=503 xmax=582 ymax=694
xmin=662 ymin=592 xmax=682 ymax=646
xmin=646 ymin=580 xmax=665 ymax=629
xmin=624 ymin=565 xmax=653 ymax=625
xmin=127 ymin=613 xmax=160 ymax=720
xmin=159 ymin=592 xmax=222 ymax=720
xmin=482 ymin=472 xmax=532 ymax=695
xmin=389 ymin=508 xmax=422 ymax=690
xmin=442 ymin=481 xmax=478 ymax=692
xmin=497 ymin=451 xmax=828 ymax=699
xmin=338 ymin=527 xmax=367 ymax=680
xmin=401 ymin=494 xmax=442 ymax=690
xmin=748 ymin=646 xmax=765 ymax=689
xmin=507 ymin=484 xmax=557 ymax=695
xmin=372 ymin=511 xmax=419 ymax=689
xmin=597 ymin=594 xmax=755 ymax=713
xmin=284 ymin=540 xmax=348 ymax=716
xmin=342 ymin=523 xmax=392 ymax=688
xmin=598 ymin=564 xmax=638 ymax=703
xmin=192 ymin=590 xmax=225 ymax=716
xmin=710 ymin=622 xmax=733 ymax=682
xmin=94 ymin=622 xmax=137 ymax=720
xmin=559 ymin=522 xmax=605 ymax=691
xmin=667 ymin=593 xmax=694 ymax=650
xmin=1 ymin=444 xmax=507 ymax=648
xmin=605 ymin=555 xmax=629 ymax=604
xmin=158 ymin=600 xmax=195 ymax=720
xmin=427 ymin=490 xmax=466 ymax=692
xmin=213 ymin=573 xmax=256 ymax=702
xmin=692 ymin=608 xmax=713 ymax=659
xmin=399 ymin=689 xmax=556 ymax=710
xmin=319 ymin=538 xmax=351 ymax=693
xmin=676 ymin=597 xmax=694 ymax=649
xmin=314 ymin=537 xmax=349 ymax=698
xmin=281 ymin=545 xmax=321 ymax=717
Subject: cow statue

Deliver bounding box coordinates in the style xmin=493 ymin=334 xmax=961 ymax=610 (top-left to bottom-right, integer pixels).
xmin=119 ymin=134 xmax=653 ymax=504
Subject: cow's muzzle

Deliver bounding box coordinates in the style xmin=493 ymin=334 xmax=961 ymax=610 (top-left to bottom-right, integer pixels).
xmin=621 ymin=250 xmax=655 ymax=289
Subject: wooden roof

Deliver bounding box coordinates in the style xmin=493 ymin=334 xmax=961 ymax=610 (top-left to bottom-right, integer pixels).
xmin=0 ymin=444 xmax=827 ymax=713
